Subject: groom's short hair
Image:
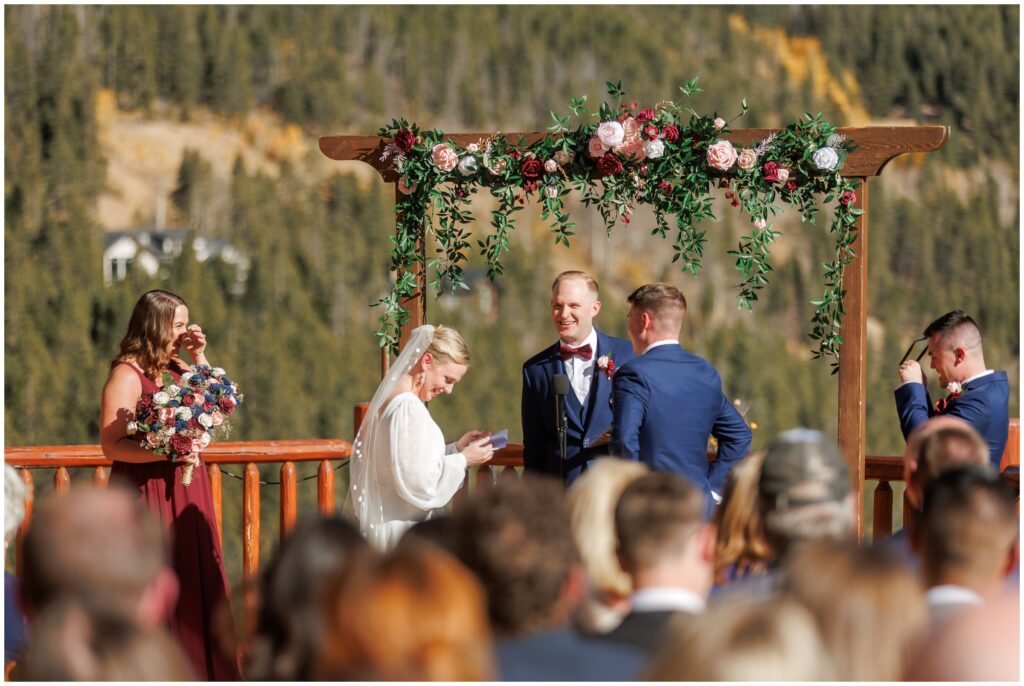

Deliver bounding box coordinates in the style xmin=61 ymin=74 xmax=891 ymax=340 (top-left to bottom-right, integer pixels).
xmin=628 ymin=283 xmax=686 ymax=332
xmin=924 ymin=310 xmax=982 ymax=350
xmin=552 ymin=271 xmax=599 ymax=298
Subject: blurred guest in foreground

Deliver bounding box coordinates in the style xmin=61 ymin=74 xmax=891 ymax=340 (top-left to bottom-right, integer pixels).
xmin=450 ymin=477 xmax=644 ymax=681
xmin=645 ymin=594 xmax=832 ymax=681
xmin=782 ymin=540 xmax=928 ymax=681
xmin=913 ymin=466 xmax=1018 ymax=628
xmin=317 ymin=541 xmax=494 ymax=680
xmin=712 ymin=451 xmax=770 ymax=587
xmin=4 ymin=466 xmax=29 ymax=668
xmin=596 ymin=471 xmax=713 ymax=655
xmin=566 ymin=457 xmax=649 ymax=634
xmin=246 ymin=516 xmax=368 ymax=680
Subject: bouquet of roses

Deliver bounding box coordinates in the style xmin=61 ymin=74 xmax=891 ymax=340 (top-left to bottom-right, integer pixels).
xmin=127 ymin=364 xmax=244 ymax=486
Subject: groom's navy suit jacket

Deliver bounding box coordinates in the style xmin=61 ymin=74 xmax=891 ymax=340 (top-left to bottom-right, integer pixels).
xmin=611 ymin=343 xmax=752 ymax=516
xmin=894 ymin=371 xmax=1010 ymax=470
xmin=522 ymin=330 xmax=635 ymax=484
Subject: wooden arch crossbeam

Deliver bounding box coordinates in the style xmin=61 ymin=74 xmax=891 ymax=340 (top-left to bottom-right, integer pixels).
xmin=320 ymin=125 xmax=949 ymax=534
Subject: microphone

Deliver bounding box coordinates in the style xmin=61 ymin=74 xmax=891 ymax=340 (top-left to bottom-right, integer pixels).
xmin=552 ymin=374 xmax=570 ymax=481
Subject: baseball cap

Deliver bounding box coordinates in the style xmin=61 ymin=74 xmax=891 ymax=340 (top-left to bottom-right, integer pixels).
xmin=759 ymin=429 xmax=851 ymax=511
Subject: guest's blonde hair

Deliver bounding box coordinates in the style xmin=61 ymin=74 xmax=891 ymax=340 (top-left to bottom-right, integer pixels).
xmin=427 ymin=325 xmax=471 ymax=366
xmin=714 ymin=451 xmax=771 ymax=584
xmin=552 ymin=271 xmax=599 ymax=297
xmin=646 ymin=594 xmax=833 ymax=681
xmin=567 ymin=458 xmax=649 ymax=633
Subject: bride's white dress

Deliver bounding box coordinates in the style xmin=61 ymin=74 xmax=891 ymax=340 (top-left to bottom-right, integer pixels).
xmin=354 ymin=391 xmax=467 ymax=550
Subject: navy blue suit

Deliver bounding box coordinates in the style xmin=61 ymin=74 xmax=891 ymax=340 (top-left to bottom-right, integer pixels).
xmin=497 ymin=628 xmax=645 ymax=681
xmin=611 ymin=343 xmax=752 ymax=515
xmin=522 ymin=330 xmax=636 ymax=484
xmin=894 ymin=371 xmax=1010 ymax=470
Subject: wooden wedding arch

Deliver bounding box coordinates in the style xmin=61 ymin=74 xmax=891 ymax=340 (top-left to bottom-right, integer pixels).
xmin=319 ymin=125 xmax=949 ymax=533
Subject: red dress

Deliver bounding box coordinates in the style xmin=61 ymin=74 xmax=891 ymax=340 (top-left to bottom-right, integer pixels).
xmin=110 ymin=361 xmax=241 ymax=680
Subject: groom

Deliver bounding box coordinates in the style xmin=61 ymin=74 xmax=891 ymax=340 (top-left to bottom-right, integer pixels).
xmin=522 ymin=271 xmax=635 ymax=484
xmin=611 ymin=283 xmax=751 ymax=517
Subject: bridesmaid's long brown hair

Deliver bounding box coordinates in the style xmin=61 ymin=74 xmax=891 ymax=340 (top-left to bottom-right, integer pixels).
xmin=112 ymin=290 xmax=187 ymax=379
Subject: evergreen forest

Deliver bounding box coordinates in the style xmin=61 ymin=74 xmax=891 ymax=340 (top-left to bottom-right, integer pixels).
xmin=5 ymin=5 xmax=1019 ymax=588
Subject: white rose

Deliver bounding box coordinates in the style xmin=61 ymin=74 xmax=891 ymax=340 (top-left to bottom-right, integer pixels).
xmin=458 ymin=156 xmax=478 ymax=177
xmin=596 ymin=121 xmax=625 ymax=148
xmin=212 ymin=367 xmax=226 ymax=376
xmin=200 ymin=432 xmax=212 ymax=447
xmin=166 ymin=384 xmax=180 ymax=397
xmin=179 ymin=372 xmax=193 ymax=385
xmin=152 ymin=392 xmax=170 ymax=405
xmin=467 ymin=143 xmax=480 ymax=153
xmin=776 ymin=167 xmax=790 ymax=184
xmin=126 ymin=421 xmax=138 ymax=435
xmin=176 ymin=406 xmax=193 ymax=421
xmin=198 ymin=413 xmax=214 ymax=429
xmin=643 ymin=139 xmax=666 ymax=160
xmin=812 ymin=146 xmax=840 ymax=172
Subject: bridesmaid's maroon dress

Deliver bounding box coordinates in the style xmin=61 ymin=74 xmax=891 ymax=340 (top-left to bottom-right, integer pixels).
xmin=110 ymin=361 xmax=241 ymax=680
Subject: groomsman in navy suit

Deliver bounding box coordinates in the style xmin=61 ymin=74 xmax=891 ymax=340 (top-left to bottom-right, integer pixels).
xmin=895 ymin=310 xmax=1010 ymax=469
xmin=611 ymin=283 xmax=751 ymax=517
xmin=522 ymin=271 xmax=636 ymax=484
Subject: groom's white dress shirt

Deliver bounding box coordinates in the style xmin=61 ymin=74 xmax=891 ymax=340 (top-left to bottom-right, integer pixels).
xmin=561 ymin=328 xmax=598 ymax=406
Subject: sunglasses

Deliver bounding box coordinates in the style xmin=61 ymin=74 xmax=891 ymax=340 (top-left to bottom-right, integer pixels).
xmin=900 ymin=336 xmax=928 ymax=365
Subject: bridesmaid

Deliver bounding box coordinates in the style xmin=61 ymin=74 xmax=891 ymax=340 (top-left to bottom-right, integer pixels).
xmin=100 ymin=290 xmax=240 ymax=680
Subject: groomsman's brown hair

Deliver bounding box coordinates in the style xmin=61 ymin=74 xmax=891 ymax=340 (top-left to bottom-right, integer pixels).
xmin=552 ymin=270 xmax=599 ymax=297
xmin=627 ymin=283 xmax=687 ymax=333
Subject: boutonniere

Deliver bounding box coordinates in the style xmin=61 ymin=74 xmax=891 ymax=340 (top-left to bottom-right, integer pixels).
xmin=596 ymin=354 xmax=616 ymax=380
xmin=934 ymin=381 xmax=963 ymax=413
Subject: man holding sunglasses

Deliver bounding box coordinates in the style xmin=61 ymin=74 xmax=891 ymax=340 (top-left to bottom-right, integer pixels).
xmin=895 ymin=310 xmax=1010 ymax=470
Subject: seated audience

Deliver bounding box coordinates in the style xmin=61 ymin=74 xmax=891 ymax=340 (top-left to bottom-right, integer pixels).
xmin=596 ymin=471 xmax=712 ymax=654
xmin=20 ymin=485 xmax=178 ymax=628
xmin=566 ymin=457 xmax=649 ymax=634
xmin=246 ymin=516 xmax=368 ymax=680
xmin=23 ymin=596 xmax=195 ymax=681
xmin=718 ymin=428 xmax=854 ymax=597
xmin=878 ymin=416 xmax=993 ymax=566
xmin=782 ymin=540 xmax=928 ymax=681
xmin=712 ymin=451 xmax=770 ymax=587
xmin=4 ymin=466 xmax=29 ymax=667
xmin=449 ymin=477 xmax=645 ymax=681
xmin=317 ymin=540 xmax=494 ymax=680
xmin=905 ymin=589 xmax=1019 ymax=681
xmin=913 ymin=466 xmax=1018 ymax=628
xmin=645 ymin=594 xmax=832 ymax=681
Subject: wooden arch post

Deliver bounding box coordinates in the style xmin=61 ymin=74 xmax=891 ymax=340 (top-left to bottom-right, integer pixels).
xmin=320 ymin=126 xmax=948 ymax=534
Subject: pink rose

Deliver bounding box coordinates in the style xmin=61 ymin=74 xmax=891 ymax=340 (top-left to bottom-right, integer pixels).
xmin=587 ymin=137 xmax=608 ymax=160
xmin=754 ymin=218 xmax=768 ymax=230
xmin=145 ymin=432 xmax=160 ymax=448
xmin=776 ymin=167 xmax=790 ymax=184
xmin=706 ymin=140 xmax=738 ymax=172
xmin=840 ymin=191 xmax=857 ymax=206
xmin=596 ymin=121 xmax=625 ymax=148
xmin=544 ymin=159 xmax=558 ymax=174
xmin=191 ymin=393 xmax=205 ymax=406
xmin=613 ymin=138 xmax=646 ymax=163
xmin=714 ymin=117 xmax=726 ymax=130
xmin=397 ymin=175 xmax=418 ymax=195
xmin=190 ymin=440 xmax=204 ymax=454
xmin=210 ymin=411 xmax=225 ymax=427
xmin=736 ymin=149 xmax=757 ymax=171
xmin=621 ymin=117 xmax=641 ymax=143
xmin=431 ymin=143 xmax=458 ymax=173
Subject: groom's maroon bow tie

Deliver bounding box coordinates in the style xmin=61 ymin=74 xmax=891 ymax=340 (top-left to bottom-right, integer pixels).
xmin=560 ymin=344 xmax=593 ymax=361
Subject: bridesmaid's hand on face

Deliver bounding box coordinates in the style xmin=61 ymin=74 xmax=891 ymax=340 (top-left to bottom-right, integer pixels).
xmin=182 ymin=325 xmax=207 ymax=360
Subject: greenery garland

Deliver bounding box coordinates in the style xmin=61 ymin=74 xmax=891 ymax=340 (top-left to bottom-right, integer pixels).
xmin=376 ymin=78 xmax=861 ymax=371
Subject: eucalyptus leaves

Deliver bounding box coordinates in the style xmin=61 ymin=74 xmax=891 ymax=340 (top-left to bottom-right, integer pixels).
xmin=376 ymin=79 xmax=861 ymax=370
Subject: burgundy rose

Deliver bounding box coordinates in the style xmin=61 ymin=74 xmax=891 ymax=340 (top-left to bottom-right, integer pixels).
xmin=136 ymin=395 xmax=153 ymax=415
xmin=189 ymin=418 xmax=202 ymax=431
xmin=219 ymin=396 xmax=237 ymax=414
xmin=643 ymin=124 xmax=659 ymax=140
xmin=171 ymin=433 xmax=192 ymax=457
xmin=762 ymin=162 xmax=780 ymax=183
xmin=662 ymin=125 xmax=680 ymax=142
xmin=394 ymin=129 xmax=416 ymax=153
xmin=596 ymin=153 xmax=624 ymax=177
xmin=786 ymin=179 xmax=797 ymax=192
xmin=181 ymin=393 xmax=196 ymax=407
xmin=840 ymin=191 xmax=857 ymax=206
xmin=203 ymin=402 xmax=216 ymax=413
xmin=637 ymin=108 xmax=655 ymax=123
xmin=520 ymin=157 xmax=543 ymax=180
xmin=659 ymin=181 xmax=672 ymax=192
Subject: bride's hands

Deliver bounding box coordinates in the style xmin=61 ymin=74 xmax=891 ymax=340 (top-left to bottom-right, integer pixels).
xmin=456 ymin=429 xmax=491 ymax=452
xmin=461 ymin=436 xmax=494 ymax=466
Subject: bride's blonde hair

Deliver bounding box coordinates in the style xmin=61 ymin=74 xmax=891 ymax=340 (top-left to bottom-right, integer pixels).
xmin=427 ymin=326 xmax=471 ymax=366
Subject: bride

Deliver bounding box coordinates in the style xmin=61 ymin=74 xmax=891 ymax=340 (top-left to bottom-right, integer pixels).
xmin=349 ymin=324 xmax=494 ymax=549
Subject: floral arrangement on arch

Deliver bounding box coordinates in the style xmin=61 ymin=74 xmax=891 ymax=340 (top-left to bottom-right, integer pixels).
xmin=376 ymin=78 xmax=861 ymax=370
